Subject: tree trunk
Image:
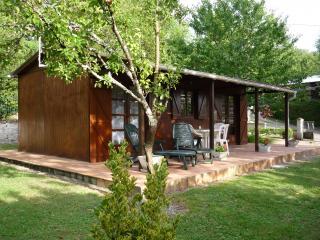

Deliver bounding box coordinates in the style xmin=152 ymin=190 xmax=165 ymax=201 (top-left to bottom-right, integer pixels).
xmin=144 ymin=121 xmax=158 ymax=174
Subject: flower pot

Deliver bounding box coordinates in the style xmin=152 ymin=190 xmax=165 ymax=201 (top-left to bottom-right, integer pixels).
xmin=288 ymin=139 xmax=299 ymax=147
xmin=259 ymin=144 xmax=271 ymax=152
xmin=137 ymin=155 xmax=164 ymax=171
xmin=213 ymin=152 xmax=228 ymax=161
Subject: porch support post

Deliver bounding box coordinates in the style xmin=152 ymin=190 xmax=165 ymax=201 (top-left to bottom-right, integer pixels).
xmin=138 ymin=105 xmax=145 ymax=155
xmin=209 ymin=81 xmax=215 ymax=149
xmin=285 ymin=92 xmax=289 ymax=147
xmin=254 ymin=88 xmax=259 ymax=152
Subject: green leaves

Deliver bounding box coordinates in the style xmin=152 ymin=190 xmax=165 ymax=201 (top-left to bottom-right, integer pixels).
xmin=93 ymin=143 xmax=178 ymax=240
xmin=187 ymin=0 xmax=300 ymax=85
xmin=0 ymin=2 xmax=37 ymax=119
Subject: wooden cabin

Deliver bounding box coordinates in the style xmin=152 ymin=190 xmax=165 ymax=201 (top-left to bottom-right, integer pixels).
xmin=12 ymin=53 xmax=295 ymax=163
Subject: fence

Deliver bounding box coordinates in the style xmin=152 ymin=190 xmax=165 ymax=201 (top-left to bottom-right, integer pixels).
xmin=0 ymin=121 xmax=18 ymax=144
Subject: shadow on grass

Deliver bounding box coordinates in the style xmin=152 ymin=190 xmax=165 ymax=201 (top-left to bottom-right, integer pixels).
xmin=0 ymin=164 xmax=44 ymax=179
xmin=0 ymin=167 xmax=102 ymax=240
xmin=175 ymin=160 xmax=320 ymax=240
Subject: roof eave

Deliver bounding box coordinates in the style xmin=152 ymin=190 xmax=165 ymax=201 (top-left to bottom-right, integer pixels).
xmin=160 ymin=65 xmax=295 ymax=94
xmin=11 ymin=52 xmax=39 ymax=77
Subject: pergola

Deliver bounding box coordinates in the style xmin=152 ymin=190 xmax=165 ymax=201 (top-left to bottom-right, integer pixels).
xmin=139 ymin=67 xmax=297 ymax=153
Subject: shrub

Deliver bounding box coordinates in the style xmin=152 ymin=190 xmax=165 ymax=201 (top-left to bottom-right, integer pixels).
xmin=92 ymin=142 xmax=177 ymax=240
xmin=248 ymin=134 xmax=255 ymax=143
xmin=215 ymin=146 xmax=225 ymax=152
xmin=259 ymin=137 xmax=270 ymax=145
xmin=281 ymin=128 xmax=293 ymax=139
xmin=272 ymin=99 xmax=320 ymax=127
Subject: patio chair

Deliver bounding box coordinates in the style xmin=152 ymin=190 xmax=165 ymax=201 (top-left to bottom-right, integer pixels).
xmin=214 ymin=123 xmax=230 ymax=155
xmin=173 ymin=122 xmax=213 ymax=163
xmin=124 ymin=123 xmax=197 ymax=170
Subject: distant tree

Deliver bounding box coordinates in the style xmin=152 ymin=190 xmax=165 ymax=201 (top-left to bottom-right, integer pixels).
xmin=187 ymin=0 xmax=298 ymax=85
xmin=287 ymin=49 xmax=320 ymax=82
xmin=316 ymin=36 xmax=320 ymax=54
xmin=0 ymin=2 xmax=37 ymax=119
xmin=12 ymin=0 xmax=183 ymax=173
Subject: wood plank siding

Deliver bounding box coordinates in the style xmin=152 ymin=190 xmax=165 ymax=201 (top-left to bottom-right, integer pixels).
xmin=19 ymin=69 xmax=90 ymax=161
xmin=17 ymin=59 xmax=248 ymax=163
xmin=155 ymin=79 xmax=248 ymax=149
xmin=89 ymin=86 xmax=112 ymax=163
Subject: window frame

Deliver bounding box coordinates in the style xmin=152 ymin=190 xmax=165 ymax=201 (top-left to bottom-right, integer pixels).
xmin=111 ymin=88 xmax=139 ymax=145
xmin=180 ymin=90 xmax=194 ymax=117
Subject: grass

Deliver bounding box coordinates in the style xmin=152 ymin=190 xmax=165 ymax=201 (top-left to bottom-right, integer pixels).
xmin=1 ymin=159 xmax=320 ymax=239
xmin=175 ymin=159 xmax=320 ymax=240
xmin=0 ymin=164 xmax=102 ymax=240
xmin=0 ymin=143 xmax=18 ymax=150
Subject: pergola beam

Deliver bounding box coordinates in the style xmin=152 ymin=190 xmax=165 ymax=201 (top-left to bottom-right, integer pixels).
xmin=246 ymin=90 xmax=279 ymax=94
xmin=209 ymin=81 xmax=215 ymax=149
xmin=255 ymin=88 xmax=259 ymax=152
xmin=284 ymin=93 xmax=289 ymax=147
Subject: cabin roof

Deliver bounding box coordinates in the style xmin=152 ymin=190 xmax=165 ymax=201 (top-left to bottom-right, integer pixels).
xmin=160 ymin=66 xmax=295 ymax=94
xmin=13 ymin=52 xmax=295 ymax=94
xmin=302 ymin=75 xmax=320 ymax=84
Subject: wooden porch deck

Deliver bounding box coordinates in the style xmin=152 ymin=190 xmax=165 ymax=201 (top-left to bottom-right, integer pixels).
xmin=1 ymin=141 xmax=320 ymax=193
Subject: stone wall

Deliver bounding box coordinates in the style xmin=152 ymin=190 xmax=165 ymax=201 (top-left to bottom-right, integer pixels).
xmin=0 ymin=121 xmax=18 ymax=144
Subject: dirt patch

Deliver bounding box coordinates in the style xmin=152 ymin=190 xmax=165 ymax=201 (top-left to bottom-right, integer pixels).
xmin=167 ymin=201 xmax=188 ymax=216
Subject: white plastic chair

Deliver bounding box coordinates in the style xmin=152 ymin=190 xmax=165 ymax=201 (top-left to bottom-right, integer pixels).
xmin=214 ymin=123 xmax=230 ymax=155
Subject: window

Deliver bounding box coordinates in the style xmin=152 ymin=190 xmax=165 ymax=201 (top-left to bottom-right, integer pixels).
xmin=112 ymin=88 xmax=125 ymax=144
xmin=111 ymin=87 xmax=139 ymax=144
xmin=180 ymin=91 xmax=193 ymax=116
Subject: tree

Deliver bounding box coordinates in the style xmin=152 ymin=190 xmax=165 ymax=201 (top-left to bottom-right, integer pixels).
xmin=0 ymin=2 xmax=37 ymax=119
xmin=187 ymin=0 xmax=297 ymax=85
xmin=316 ymin=36 xmax=320 ymax=54
xmin=12 ymin=0 xmax=182 ymax=173
xmin=287 ymin=49 xmax=320 ymax=82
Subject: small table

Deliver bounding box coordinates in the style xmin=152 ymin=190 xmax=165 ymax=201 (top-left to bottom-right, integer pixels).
xmin=194 ymin=129 xmax=220 ymax=148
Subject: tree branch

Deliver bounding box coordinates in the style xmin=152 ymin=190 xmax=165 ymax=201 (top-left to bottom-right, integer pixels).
xmin=81 ymin=63 xmax=143 ymax=104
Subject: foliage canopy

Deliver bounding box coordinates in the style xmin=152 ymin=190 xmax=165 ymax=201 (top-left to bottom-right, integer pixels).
xmin=0 ymin=2 xmax=36 ymax=119
xmin=174 ymin=0 xmax=320 ymax=86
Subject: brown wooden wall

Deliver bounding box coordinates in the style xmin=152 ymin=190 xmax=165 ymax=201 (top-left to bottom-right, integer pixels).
xmin=89 ymin=86 xmax=112 ymax=163
xmin=19 ymin=69 xmax=90 ymax=161
xmin=155 ymin=80 xmax=248 ymax=149
xmin=18 ymin=65 xmax=248 ymax=162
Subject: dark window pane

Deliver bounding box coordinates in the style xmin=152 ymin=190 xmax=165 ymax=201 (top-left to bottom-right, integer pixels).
xmin=130 ymin=116 xmax=139 ymax=128
xmin=112 ymin=131 xmax=125 ymax=144
xmin=130 ymin=101 xmax=139 ymax=114
xmin=112 ymin=100 xmax=125 ymax=114
xmin=112 ymin=87 xmax=124 ymax=99
xmin=112 ymin=116 xmax=124 ymax=129
xmin=180 ymin=91 xmax=193 ymax=116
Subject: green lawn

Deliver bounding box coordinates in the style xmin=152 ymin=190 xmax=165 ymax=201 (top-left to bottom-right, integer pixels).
xmin=0 ymin=143 xmax=17 ymax=150
xmin=1 ymin=159 xmax=320 ymax=240
xmin=0 ymin=164 xmax=102 ymax=240
xmin=175 ymin=159 xmax=320 ymax=240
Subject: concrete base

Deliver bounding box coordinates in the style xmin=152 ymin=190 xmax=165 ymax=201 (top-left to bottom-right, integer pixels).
xmin=1 ymin=141 xmax=320 ymax=193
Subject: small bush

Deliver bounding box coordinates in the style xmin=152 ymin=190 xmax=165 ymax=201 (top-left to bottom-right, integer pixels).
xmin=215 ymin=146 xmax=225 ymax=152
xmin=248 ymin=134 xmax=255 ymax=143
xmin=92 ymin=142 xmax=178 ymax=240
xmin=272 ymin=99 xmax=320 ymax=127
xmin=281 ymin=128 xmax=293 ymax=139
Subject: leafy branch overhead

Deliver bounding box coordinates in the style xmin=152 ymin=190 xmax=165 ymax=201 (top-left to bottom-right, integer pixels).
xmin=0 ymin=1 xmax=37 ymax=119
xmin=15 ymin=0 xmax=180 ymax=113
xmin=182 ymin=0 xmax=320 ymax=85
xmin=13 ymin=0 xmax=182 ymax=173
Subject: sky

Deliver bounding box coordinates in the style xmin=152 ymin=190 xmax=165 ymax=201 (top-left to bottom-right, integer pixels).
xmin=182 ymin=0 xmax=320 ymax=52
